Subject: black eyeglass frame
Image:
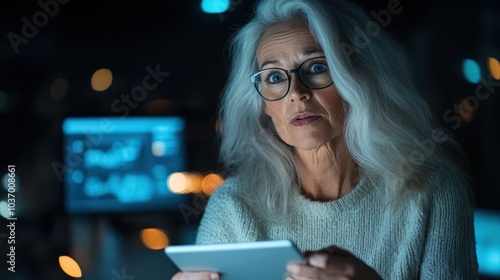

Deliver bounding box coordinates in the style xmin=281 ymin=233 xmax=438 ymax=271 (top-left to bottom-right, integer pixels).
xmin=249 ymin=56 xmax=334 ymax=101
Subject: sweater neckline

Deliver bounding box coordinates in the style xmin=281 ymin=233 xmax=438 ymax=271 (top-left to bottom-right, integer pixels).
xmin=294 ymin=177 xmax=374 ymax=212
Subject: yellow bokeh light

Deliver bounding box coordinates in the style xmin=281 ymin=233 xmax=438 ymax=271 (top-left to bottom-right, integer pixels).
xmin=489 ymin=57 xmax=500 ymax=80
xmin=188 ymin=172 xmax=204 ymax=193
xmin=91 ymin=68 xmax=113 ymax=91
xmin=58 ymin=255 xmax=82 ymax=278
xmin=167 ymin=172 xmax=189 ymax=194
xmin=140 ymin=228 xmax=170 ymax=250
xmin=202 ymin=173 xmax=224 ymax=195
xmin=167 ymin=172 xmax=205 ymax=194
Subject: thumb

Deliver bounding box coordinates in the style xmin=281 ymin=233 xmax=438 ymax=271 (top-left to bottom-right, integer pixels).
xmin=307 ymin=253 xmax=329 ymax=268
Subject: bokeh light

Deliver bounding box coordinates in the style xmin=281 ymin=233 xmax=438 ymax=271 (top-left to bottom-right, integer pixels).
xmin=2 ymin=173 xmax=9 ymax=191
xmin=50 ymin=77 xmax=69 ymax=100
xmin=188 ymin=172 xmax=204 ymax=193
xmin=201 ymin=0 xmax=230 ymax=13
xmin=0 ymin=200 xmax=9 ymax=219
xmin=58 ymin=256 xmax=82 ymax=278
xmin=151 ymin=140 xmax=166 ymax=157
xmin=463 ymin=59 xmax=481 ymax=84
xmin=2 ymin=173 xmax=20 ymax=192
xmin=489 ymin=57 xmax=500 ymax=80
xmin=457 ymin=99 xmax=474 ymax=122
xmin=91 ymin=68 xmax=113 ymax=91
xmin=167 ymin=172 xmax=190 ymax=194
xmin=202 ymin=173 xmax=224 ymax=195
xmin=474 ymin=209 xmax=500 ymax=276
xmin=167 ymin=172 xmax=204 ymax=194
xmin=140 ymin=228 xmax=170 ymax=250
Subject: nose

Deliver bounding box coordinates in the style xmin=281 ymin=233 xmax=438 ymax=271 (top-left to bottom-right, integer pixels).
xmin=287 ymin=73 xmax=311 ymax=102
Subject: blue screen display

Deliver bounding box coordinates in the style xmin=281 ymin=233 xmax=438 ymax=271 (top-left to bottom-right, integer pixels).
xmin=62 ymin=116 xmax=188 ymax=213
xmin=474 ymin=208 xmax=500 ymax=277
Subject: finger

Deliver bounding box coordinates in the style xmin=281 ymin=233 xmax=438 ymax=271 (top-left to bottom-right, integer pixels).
xmin=307 ymin=253 xmax=329 ymax=268
xmin=307 ymin=253 xmax=350 ymax=274
xmin=308 ymin=253 xmax=352 ymax=275
xmin=287 ymin=263 xmax=323 ymax=280
xmin=171 ymin=271 xmax=220 ymax=280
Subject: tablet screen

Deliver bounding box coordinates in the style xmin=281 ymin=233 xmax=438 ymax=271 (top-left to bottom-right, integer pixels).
xmin=165 ymin=240 xmax=306 ymax=280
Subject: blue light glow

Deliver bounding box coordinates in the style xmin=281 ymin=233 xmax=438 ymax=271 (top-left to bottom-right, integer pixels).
xmin=201 ymin=0 xmax=230 ymax=13
xmin=474 ymin=208 xmax=500 ymax=276
xmin=62 ymin=116 xmax=188 ymax=213
xmin=463 ymin=59 xmax=481 ymax=84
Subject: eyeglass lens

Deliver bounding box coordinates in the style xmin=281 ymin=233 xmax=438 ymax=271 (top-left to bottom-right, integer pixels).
xmin=252 ymin=57 xmax=332 ymax=101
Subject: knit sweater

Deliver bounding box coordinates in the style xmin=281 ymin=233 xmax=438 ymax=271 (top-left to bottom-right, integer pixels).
xmin=196 ymin=171 xmax=478 ymax=279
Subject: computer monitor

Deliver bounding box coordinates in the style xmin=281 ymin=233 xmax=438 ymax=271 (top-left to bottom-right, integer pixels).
xmin=474 ymin=208 xmax=500 ymax=277
xmin=62 ymin=116 xmax=188 ymax=213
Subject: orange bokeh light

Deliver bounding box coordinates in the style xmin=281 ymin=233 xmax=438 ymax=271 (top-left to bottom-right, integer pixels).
xmin=59 ymin=255 xmax=82 ymax=278
xmin=489 ymin=57 xmax=500 ymax=80
xmin=140 ymin=228 xmax=170 ymax=250
xmin=91 ymin=68 xmax=113 ymax=91
xmin=202 ymin=173 xmax=224 ymax=195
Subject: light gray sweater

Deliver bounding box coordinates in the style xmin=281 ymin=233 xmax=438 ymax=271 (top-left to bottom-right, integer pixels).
xmin=196 ymin=171 xmax=478 ymax=279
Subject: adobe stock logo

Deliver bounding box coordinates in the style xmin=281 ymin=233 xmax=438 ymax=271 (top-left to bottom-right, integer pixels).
xmin=7 ymin=0 xmax=70 ymax=54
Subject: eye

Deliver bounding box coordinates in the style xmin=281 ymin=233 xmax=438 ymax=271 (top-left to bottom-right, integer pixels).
xmin=264 ymin=70 xmax=287 ymax=84
xmin=309 ymin=63 xmax=328 ymax=74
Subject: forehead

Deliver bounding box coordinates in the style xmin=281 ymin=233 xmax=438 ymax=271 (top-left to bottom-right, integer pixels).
xmin=256 ymin=20 xmax=320 ymax=64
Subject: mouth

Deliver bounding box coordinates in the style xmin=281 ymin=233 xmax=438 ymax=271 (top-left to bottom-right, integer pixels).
xmin=290 ymin=112 xmax=320 ymax=126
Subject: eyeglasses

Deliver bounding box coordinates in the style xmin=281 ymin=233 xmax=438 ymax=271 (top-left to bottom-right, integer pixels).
xmin=250 ymin=56 xmax=333 ymax=101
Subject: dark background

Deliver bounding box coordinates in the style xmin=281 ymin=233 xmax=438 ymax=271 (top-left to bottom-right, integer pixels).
xmin=0 ymin=0 xmax=499 ymax=279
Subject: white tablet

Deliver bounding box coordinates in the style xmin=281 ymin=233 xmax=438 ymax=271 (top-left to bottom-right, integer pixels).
xmin=165 ymin=239 xmax=306 ymax=280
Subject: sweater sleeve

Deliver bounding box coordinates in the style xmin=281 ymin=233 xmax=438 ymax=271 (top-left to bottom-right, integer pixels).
xmin=419 ymin=172 xmax=478 ymax=279
xmin=196 ymin=178 xmax=262 ymax=244
xmin=195 ymin=180 xmax=243 ymax=245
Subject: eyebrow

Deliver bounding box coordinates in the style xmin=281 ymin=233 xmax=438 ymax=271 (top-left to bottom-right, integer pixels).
xmin=259 ymin=48 xmax=324 ymax=69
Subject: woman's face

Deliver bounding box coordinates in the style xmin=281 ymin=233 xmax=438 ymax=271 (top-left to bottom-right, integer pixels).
xmin=256 ymin=21 xmax=346 ymax=151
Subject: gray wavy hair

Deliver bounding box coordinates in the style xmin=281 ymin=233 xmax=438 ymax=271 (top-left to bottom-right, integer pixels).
xmin=217 ymin=0 xmax=469 ymax=221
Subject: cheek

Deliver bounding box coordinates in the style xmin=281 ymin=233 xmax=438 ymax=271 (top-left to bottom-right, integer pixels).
xmin=264 ymin=102 xmax=286 ymax=130
xmin=264 ymin=102 xmax=281 ymax=120
xmin=323 ymin=90 xmax=346 ymax=122
xmin=327 ymin=99 xmax=344 ymax=119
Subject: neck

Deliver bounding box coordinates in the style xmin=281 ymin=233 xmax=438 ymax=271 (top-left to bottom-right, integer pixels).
xmin=294 ymin=138 xmax=358 ymax=201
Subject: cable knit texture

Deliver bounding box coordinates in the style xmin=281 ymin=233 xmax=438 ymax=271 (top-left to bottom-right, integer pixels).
xmin=196 ymin=171 xmax=478 ymax=279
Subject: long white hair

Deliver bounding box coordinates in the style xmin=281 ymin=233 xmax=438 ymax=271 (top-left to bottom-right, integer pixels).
xmin=217 ymin=0 xmax=470 ymax=221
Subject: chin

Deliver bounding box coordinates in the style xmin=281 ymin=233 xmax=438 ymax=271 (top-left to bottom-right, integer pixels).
xmin=292 ymin=140 xmax=331 ymax=151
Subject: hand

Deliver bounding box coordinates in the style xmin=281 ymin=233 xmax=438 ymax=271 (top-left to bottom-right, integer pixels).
xmin=171 ymin=271 xmax=219 ymax=280
xmin=286 ymin=245 xmax=382 ymax=280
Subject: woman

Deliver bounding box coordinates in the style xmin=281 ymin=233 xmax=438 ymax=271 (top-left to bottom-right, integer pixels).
xmin=173 ymin=0 xmax=478 ymax=279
